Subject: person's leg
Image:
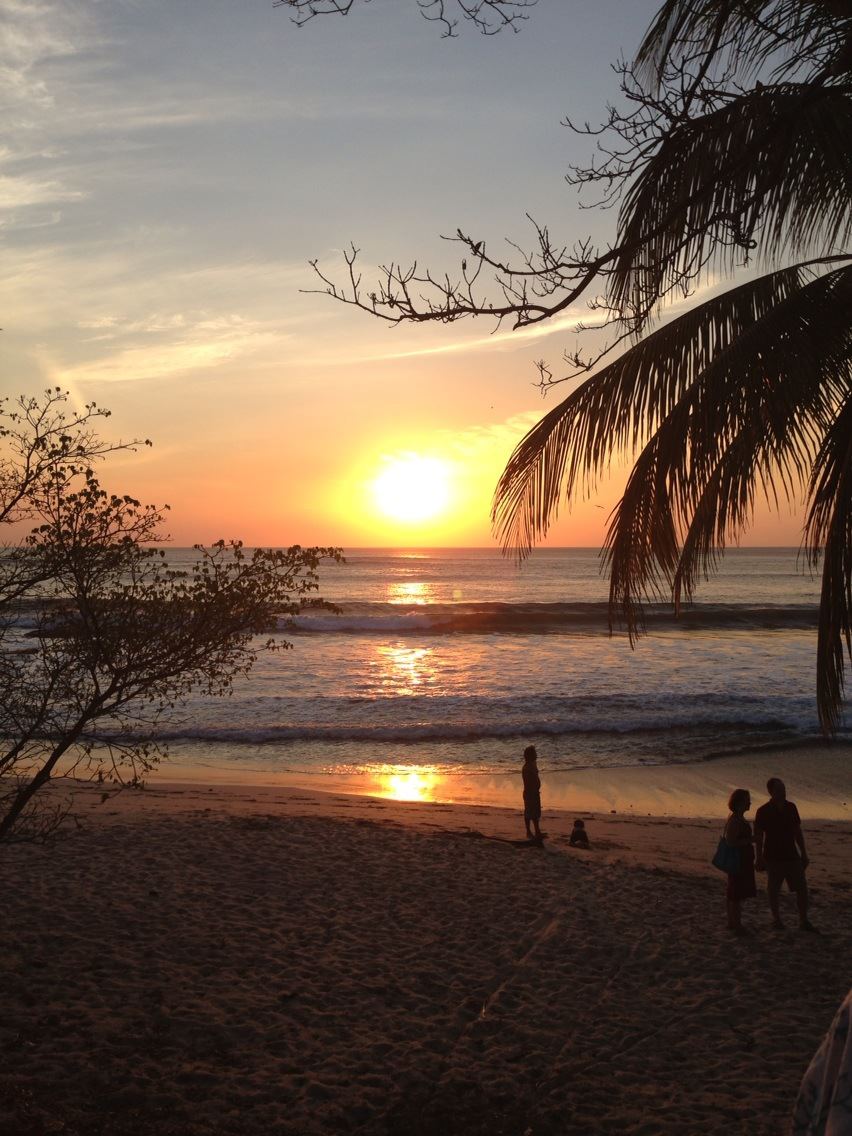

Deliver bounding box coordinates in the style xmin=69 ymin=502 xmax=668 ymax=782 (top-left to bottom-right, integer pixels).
xmin=795 ymin=877 xmax=815 ymax=930
xmin=767 ymin=865 xmax=783 ymax=926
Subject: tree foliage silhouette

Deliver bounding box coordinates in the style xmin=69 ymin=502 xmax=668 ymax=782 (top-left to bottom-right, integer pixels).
xmin=0 ymin=390 xmax=339 ymax=842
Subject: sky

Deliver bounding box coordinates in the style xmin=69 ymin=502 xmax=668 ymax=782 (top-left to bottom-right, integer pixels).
xmin=1 ymin=0 xmax=805 ymax=548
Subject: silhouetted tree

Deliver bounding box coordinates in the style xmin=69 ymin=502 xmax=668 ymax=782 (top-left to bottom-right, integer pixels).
xmin=0 ymin=390 xmax=340 ymax=842
xmin=300 ymin=1 xmax=852 ymax=731
xmin=275 ymin=0 xmax=536 ymax=37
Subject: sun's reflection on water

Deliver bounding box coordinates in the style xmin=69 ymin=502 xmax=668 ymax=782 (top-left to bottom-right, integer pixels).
xmin=387 ymin=581 xmax=435 ymax=604
xmin=370 ymin=765 xmax=443 ymax=802
xmin=373 ymin=644 xmax=436 ymax=694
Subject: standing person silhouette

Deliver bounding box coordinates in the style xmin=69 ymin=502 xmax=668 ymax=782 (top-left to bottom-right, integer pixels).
xmin=754 ymin=777 xmax=817 ymax=932
xmin=723 ymin=788 xmax=756 ymax=935
xmin=522 ymin=745 xmax=543 ymax=843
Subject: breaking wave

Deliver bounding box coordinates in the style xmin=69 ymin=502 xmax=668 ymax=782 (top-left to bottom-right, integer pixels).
xmin=282 ymin=601 xmax=819 ymax=636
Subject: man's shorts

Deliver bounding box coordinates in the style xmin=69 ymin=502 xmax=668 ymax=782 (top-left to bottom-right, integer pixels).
xmin=766 ymin=858 xmax=806 ymax=891
xmin=524 ymin=796 xmax=541 ymax=822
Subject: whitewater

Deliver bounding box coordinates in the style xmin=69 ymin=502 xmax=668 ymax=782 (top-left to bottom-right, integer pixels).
xmin=142 ymin=547 xmax=849 ymax=782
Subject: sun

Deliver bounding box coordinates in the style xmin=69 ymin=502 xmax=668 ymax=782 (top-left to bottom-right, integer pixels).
xmin=371 ymin=455 xmax=452 ymax=523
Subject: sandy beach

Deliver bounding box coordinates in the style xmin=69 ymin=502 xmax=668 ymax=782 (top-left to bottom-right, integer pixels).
xmin=157 ymin=741 xmax=852 ymax=821
xmin=1 ymin=752 xmax=850 ymax=1136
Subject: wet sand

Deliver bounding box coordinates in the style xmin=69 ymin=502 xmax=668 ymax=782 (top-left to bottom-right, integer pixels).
xmin=0 ymin=768 xmax=849 ymax=1135
xmin=153 ymin=741 xmax=852 ymax=821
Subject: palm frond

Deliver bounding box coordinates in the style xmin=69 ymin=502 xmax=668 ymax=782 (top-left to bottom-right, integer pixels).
xmin=603 ymin=265 xmax=852 ymax=635
xmin=612 ymin=85 xmax=852 ymax=318
xmin=668 ymin=269 xmax=852 ymax=598
xmin=605 ymin=326 xmax=839 ymax=635
xmin=803 ymin=392 xmax=852 ymax=732
xmin=670 ymin=401 xmax=824 ymax=612
xmin=493 ymin=263 xmax=849 ymax=554
xmin=637 ymin=1 xmax=851 ymax=85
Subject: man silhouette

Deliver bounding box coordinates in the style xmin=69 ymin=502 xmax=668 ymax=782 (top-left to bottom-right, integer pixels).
xmin=754 ymin=778 xmax=817 ymax=932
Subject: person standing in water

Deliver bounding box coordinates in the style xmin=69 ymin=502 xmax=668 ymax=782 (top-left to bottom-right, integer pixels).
xmin=522 ymin=745 xmax=543 ymax=842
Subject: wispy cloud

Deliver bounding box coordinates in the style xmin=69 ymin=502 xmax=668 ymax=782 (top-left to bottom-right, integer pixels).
xmin=363 ymin=309 xmax=609 ymax=363
xmin=1 ymin=0 xmax=457 ymax=141
xmin=0 ymin=2 xmax=98 ymax=227
xmin=0 ymin=232 xmax=313 ymax=390
xmin=50 ymin=89 xmax=457 ymax=138
xmin=0 ymin=172 xmax=82 ymax=211
xmin=439 ymin=410 xmax=542 ymax=458
xmin=56 ymin=320 xmax=286 ymax=387
xmin=0 ymin=0 xmax=94 ymax=108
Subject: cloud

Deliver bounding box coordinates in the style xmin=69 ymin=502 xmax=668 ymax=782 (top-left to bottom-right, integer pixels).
xmin=363 ymin=308 xmax=609 ymax=363
xmin=0 ymin=172 xmax=82 ymax=211
xmin=439 ymin=410 xmax=542 ymax=459
xmin=48 ymin=88 xmax=451 ymax=138
xmin=0 ymin=233 xmax=308 ymax=323
xmin=288 ymin=300 xmax=610 ymax=368
xmin=0 ymin=0 xmax=457 ymax=142
xmin=0 ymin=2 xmax=96 ymax=225
xmin=0 ymin=1 xmax=94 ymax=109
xmin=0 ymin=230 xmax=314 ymax=390
xmin=55 ymin=324 xmax=285 ymax=387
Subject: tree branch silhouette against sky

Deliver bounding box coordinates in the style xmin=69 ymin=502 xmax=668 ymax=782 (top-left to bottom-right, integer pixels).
xmin=296 ymin=0 xmax=852 ymax=731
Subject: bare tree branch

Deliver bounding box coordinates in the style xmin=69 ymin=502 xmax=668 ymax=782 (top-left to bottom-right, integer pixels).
xmin=273 ymin=0 xmax=536 ymax=37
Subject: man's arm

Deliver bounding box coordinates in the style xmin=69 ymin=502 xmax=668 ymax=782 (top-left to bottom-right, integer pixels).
xmin=794 ymin=821 xmax=809 ymax=869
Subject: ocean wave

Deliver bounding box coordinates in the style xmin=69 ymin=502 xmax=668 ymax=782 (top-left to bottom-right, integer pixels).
xmin=6 ymin=598 xmax=818 ymax=636
xmin=145 ymin=716 xmax=820 ymax=746
xmin=281 ymin=601 xmax=819 ymax=636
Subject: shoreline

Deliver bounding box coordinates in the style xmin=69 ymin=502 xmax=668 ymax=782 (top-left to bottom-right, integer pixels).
xmin=146 ymin=739 xmax=852 ymax=820
xmin=64 ymin=775 xmax=852 ymax=892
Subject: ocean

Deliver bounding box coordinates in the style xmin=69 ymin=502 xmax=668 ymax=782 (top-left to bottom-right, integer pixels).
xmin=148 ymin=547 xmax=847 ymax=793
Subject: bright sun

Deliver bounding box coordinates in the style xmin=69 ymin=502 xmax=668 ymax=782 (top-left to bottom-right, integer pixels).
xmin=371 ymin=455 xmax=452 ymax=523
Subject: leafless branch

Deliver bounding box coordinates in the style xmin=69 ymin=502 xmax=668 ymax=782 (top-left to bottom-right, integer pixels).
xmin=273 ymin=0 xmax=536 ymax=37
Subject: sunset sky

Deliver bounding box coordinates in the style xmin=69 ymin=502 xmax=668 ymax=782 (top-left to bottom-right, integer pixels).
xmin=2 ymin=0 xmax=804 ymax=548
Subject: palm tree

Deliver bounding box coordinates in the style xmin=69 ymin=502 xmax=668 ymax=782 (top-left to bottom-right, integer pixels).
xmin=493 ymin=0 xmax=852 ymax=731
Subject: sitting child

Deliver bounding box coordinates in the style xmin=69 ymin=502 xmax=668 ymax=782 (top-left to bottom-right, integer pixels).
xmin=569 ymin=819 xmax=590 ymax=848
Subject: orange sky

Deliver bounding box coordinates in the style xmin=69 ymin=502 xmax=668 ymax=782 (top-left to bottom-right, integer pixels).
xmin=1 ymin=1 xmax=808 ymax=550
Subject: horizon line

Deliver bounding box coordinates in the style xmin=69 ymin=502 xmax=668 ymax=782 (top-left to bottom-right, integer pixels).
xmin=151 ymin=544 xmax=806 ymax=552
